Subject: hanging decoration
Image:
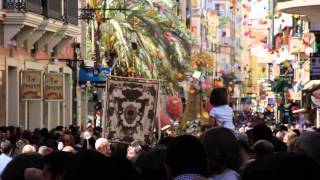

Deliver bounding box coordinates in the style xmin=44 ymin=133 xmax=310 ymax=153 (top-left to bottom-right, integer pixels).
xmin=190 ymin=52 xmax=215 ymax=71
xmin=160 ymin=111 xmax=170 ymax=128
xmin=244 ymin=30 xmax=251 ymax=36
xmin=267 ymin=11 xmax=274 ymax=20
xmin=274 ymin=12 xmax=282 ymax=19
xmin=166 ymin=96 xmax=183 ymax=121
xmin=85 ymin=0 xmax=191 ymax=90
xmin=293 ymin=14 xmax=300 ymax=19
xmin=259 ymin=18 xmax=268 ymax=25
xmin=204 ymin=99 xmax=213 ymax=113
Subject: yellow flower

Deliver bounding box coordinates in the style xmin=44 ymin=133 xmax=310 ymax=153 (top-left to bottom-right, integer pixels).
xmin=145 ymin=11 xmax=153 ymax=17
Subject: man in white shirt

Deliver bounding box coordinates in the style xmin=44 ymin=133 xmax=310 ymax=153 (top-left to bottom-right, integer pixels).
xmin=0 ymin=140 xmax=13 ymax=175
xmin=95 ymin=138 xmax=112 ymax=156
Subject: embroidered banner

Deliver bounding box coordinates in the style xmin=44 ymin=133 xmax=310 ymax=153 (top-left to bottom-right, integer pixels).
xmin=105 ymin=76 xmax=159 ymax=144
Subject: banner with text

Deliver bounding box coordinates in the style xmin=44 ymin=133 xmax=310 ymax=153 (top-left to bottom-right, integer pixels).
xmin=44 ymin=73 xmax=64 ymax=101
xmin=21 ymin=71 xmax=42 ymax=100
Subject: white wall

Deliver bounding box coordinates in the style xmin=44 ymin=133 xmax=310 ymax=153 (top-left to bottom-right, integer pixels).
xmin=6 ymin=58 xmax=20 ymax=127
xmin=25 ymin=61 xmax=44 ymax=130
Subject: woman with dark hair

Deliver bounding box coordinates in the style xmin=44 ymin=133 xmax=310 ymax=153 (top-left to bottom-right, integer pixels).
xmin=202 ymin=127 xmax=243 ymax=180
xmin=209 ymin=88 xmax=235 ymax=129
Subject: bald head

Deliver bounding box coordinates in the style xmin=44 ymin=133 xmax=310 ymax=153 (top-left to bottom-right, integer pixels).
xmin=38 ymin=146 xmax=53 ymax=156
xmin=22 ymin=145 xmax=36 ymax=154
xmin=95 ymin=138 xmax=111 ymax=156
xmin=62 ymin=146 xmax=75 ymax=152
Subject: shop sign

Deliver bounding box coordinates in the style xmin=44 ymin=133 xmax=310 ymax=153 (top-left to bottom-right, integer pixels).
xmin=310 ymin=55 xmax=320 ymax=80
xmin=44 ymin=73 xmax=64 ymax=101
xmin=21 ymin=70 xmax=42 ymax=100
xmin=79 ymin=67 xmax=111 ymax=83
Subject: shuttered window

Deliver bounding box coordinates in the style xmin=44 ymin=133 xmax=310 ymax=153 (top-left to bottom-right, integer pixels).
xmin=26 ymin=0 xmax=42 ymax=14
xmin=66 ymin=0 xmax=78 ymax=25
xmin=46 ymin=0 xmax=62 ymax=20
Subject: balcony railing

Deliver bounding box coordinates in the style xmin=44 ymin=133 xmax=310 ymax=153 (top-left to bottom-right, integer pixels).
xmin=3 ymin=0 xmax=42 ymax=14
xmin=2 ymin=0 xmax=78 ymax=25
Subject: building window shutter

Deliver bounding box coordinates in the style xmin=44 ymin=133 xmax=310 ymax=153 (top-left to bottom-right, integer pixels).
xmin=47 ymin=0 xmax=62 ymax=20
xmin=25 ymin=0 xmax=42 ymax=14
xmin=66 ymin=0 xmax=78 ymax=25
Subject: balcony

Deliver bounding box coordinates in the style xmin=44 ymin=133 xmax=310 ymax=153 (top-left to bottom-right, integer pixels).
xmin=1 ymin=0 xmax=79 ymax=54
xmin=277 ymin=0 xmax=320 ymax=22
xmin=2 ymin=0 xmax=78 ymax=25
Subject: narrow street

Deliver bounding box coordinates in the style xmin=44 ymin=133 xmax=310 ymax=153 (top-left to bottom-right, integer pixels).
xmin=0 ymin=0 xmax=320 ymax=180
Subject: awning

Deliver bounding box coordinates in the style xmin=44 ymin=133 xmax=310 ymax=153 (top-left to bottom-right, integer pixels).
xmin=303 ymin=80 xmax=320 ymax=90
xmin=79 ymin=67 xmax=111 ymax=83
xmin=277 ymin=0 xmax=320 ymax=22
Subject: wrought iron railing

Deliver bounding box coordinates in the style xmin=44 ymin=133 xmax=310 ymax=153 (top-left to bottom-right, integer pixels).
xmin=3 ymin=0 xmax=26 ymax=11
xmin=2 ymin=0 xmax=78 ymax=25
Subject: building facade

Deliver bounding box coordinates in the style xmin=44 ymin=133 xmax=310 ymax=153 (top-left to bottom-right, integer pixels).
xmin=274 ymin=0 xmax=320 ymax=126
xmin=0 ymin=0 xmax=81 ymax=130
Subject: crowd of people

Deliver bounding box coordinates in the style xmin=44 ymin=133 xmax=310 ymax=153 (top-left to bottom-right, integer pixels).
xmin=0 ymin=124 xmax=319 ymax=180
xmin=0 ymin=87 xmax=319 ymax=180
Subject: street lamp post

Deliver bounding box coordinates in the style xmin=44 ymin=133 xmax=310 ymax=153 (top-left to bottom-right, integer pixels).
xmin=65 ymin=58 xmax=84 ymax=125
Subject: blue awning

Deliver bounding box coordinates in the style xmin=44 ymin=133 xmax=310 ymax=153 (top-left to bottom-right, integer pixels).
xmin=79 ymin=67 xmax=111 ymax=83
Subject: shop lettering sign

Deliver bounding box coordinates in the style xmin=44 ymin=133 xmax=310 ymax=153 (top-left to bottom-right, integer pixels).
xmin=21 ymin=70 xmax=42 ymax=100
xmin=44 ymin=73 xmax=64 ymax=101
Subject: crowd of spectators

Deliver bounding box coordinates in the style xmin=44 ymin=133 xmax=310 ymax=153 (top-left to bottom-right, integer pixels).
xmin=0 ymin=124 xmax=319 ymax=180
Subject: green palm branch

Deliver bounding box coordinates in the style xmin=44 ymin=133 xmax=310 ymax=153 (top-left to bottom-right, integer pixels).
xmin=85 ymin=0 xmax=191 ymax=87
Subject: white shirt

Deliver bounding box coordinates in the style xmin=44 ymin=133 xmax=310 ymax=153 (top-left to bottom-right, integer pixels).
xmin=211 ymin=169 xmax=240 ymax=180
xmin=209 ymin=105 xmax=235 ymax=130
xmin=0 ymin=153 xmax=12 ymax=175
xmin=298 ymin=119 xmax=306 ymax=127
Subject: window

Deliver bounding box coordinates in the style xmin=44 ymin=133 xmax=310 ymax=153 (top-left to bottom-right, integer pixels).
xmin=215 ymin=4 xmax=222 ymax=16
xmin=292 ymin=16 xmax=303 ymax=38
